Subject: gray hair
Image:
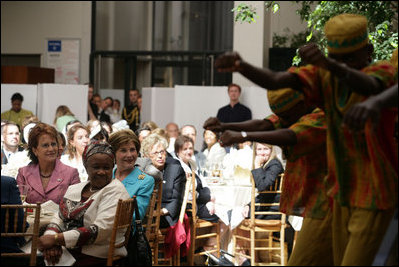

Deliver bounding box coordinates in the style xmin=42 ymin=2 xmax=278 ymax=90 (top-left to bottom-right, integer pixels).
xmin=140 ymin=133 xmax=168 ymax=158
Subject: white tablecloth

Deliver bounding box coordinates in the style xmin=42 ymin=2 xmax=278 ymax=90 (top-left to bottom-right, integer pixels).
xmin=207 ymin=182 xmax=252 ymax=228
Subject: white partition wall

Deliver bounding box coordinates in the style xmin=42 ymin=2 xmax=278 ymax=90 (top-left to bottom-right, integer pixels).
xmin=1 ymin=84 xmax=38 ymax=115
xmin=141 ymin=87 xmax=175 ymax=129
xmin=141 ymin=85 xmax=276 ymax=152
xmin=241 ymin=86 xmax=273 ymax=121
xmin=37 ymin=84 xmax=88 ymax=125
xmin=174 ymin=85 xmax=228 ymax=151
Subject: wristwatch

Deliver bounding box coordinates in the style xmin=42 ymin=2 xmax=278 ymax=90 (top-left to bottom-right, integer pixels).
xmin=241 ymin=131 xmax=247 ymax=139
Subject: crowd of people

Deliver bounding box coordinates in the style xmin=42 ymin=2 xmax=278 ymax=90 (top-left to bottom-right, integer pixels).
xmin=1 ymin=12 xmax=397 ymax=266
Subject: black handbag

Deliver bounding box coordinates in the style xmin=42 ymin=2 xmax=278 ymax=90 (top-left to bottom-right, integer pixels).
xmin=206 ymin=249 xmax=235 ymax=266
xmin=124 ymin=198 xmax=152 ymax=266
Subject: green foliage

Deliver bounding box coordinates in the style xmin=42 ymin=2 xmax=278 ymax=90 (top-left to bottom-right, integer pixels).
xmin=233 ymin=1 xmax=398 ymax=65
xmin=291 ymin=1 xmax=398 ymax=64
xmin=272 ymin=27 xmax=318 ymax=48
xmin=265 ymin=1 xmax=280 ymax=14
xmin=231 ymin=3 xmax=259 ymax=24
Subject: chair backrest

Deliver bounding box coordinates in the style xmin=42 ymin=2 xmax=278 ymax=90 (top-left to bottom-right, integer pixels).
xmin=251 ymin=173 xmax=285 ymax=221
xmin=185 ymin=170 xmax=198 ymax=223
xmin=107 ymin=197 xmax=136 ymax=266
xmin=1 ymin=203 xmax=41 ymax=266
xmin=144 ymin=180 xmax=163 ymax=241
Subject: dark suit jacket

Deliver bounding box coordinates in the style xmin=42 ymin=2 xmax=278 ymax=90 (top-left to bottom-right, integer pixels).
xmin=1 ymin=176 xmax=26 ymax=253
xmin=249 ymin=158 xmax=284 ymax=220
xmin=191 ymin=169 xmax=219 ymax=222
xmin=1 ymin=147 xmax=24 ymax=165
xmin=161 ymin=155 xmax=186 ymax=227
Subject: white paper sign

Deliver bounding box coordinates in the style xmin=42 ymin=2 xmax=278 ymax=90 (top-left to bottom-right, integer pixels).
xmin=45 ymin=39 xmax=80 ymax=84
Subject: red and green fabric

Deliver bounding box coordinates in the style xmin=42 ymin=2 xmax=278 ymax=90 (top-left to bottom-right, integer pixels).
xmin=265 ymin=109 xmax=330 ymax=219
xmin=288 ymin=61 xmax=397 ymax=210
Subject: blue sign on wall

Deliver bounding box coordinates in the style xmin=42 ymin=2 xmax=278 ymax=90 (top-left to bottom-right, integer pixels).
xmin=48 ymin=40 xmax=61 ymax=52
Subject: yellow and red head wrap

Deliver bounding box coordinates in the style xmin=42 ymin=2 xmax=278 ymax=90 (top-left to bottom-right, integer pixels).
xmin=324 ymin=14 xmax=368 ymax=54
xmin=267 ymin=88 xmax=304 ymax=115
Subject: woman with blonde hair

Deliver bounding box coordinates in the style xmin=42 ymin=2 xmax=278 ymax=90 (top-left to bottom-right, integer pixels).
xmin=243 ymin=142 xmax=283 ymax=219
xmin=60 ymin=124 xmax=90 ymax=182
xmin=141 ymin=133 xmax=186 ymax=228
xmin=237 ymin=142 xmax=284 ymax=264
xmin=53 ymin=105 xmax=77 ymax=133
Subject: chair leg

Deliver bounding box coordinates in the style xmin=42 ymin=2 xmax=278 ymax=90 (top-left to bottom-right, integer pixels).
xmin=250 ymin=229 xmax=255 ymax=266
xmin=281 ymin=228 xmax=285 ymax=266
xmin=154 ymin=238 xmax=159 ymax=265
xmin=216 ymin=222 xmax=221 ymax=258
xmin=268 ymin=232 xmax=273 ymax=263
xmin=188 ymin=223 xmax=196 ymax=266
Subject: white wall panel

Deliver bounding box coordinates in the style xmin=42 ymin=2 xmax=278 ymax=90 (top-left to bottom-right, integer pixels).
xmin=141 ymin=87 xmax=175 ymax=130
xmin=37 ymin=84 xmax=88 ymax=126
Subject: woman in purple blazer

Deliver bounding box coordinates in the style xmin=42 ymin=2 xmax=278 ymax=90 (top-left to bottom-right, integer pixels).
xmin=16 ymin=123 xmax=80 ymax=204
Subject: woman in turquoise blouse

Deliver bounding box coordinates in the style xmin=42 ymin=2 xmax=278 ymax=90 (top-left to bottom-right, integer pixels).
xmin=108 ymin=129 xmax=155 ymax=221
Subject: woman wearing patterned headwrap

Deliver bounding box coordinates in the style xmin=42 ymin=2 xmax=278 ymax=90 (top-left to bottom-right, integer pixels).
xmin=38 ymin=141 xmax=130 ymax=265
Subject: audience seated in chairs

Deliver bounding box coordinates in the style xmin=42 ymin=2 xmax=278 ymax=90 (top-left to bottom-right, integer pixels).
xmin=38 ymin=141 xmax=130 ymax=266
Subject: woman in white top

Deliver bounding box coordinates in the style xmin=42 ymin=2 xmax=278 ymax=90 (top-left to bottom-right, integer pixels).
xmin=202 ymin=129 xmax=226 ymax=172
xmin=61 ymin=124 xmax=90 ymax=182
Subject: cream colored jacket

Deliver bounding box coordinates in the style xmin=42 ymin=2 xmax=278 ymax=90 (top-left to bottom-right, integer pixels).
xmin=44 ymin=179 xmax=130 ymax=259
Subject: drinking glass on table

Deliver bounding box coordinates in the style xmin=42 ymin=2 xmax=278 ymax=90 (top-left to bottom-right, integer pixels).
xmin=18 ymin=185 xmax=29 ymax=203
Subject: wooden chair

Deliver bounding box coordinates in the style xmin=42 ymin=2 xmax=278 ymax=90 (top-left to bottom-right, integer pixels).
xmin=232 ymin=173 xmax=286 ymax=266
xmin=1 ymin=203 xmax=41 ymax=266
xmin=155 ymin=175 xmax=191 ymax=266
xmin=143 ymin=180 xmax=163 ymax=265
xmin=187 ymin=169 xmax=221 ymax=266
xmin=107 ymin=197 xmax=136 ymax=266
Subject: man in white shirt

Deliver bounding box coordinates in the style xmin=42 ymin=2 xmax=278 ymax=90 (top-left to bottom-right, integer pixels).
xmin=1 ymin=122 xmax=22 ymax=165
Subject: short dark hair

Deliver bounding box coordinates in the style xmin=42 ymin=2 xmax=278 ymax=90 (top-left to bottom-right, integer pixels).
xmin=228 ymin=83 xmax=241 ymax=93
xmin=109 ymin=129 xmax=140 ymax=155
xmin=174 ymin=134 xmax=194 ymax=155
xmin=11 ymin=93 xmax=23 ymax=102
xmin=104 ymin=96 xmax=113 ymax=106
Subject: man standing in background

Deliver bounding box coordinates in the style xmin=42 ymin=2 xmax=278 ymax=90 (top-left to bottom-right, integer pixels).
xmin=122 ymin=89 xmax=140 ymax=133
xmin=217 ymin=83 xmax=252 ymax=124
xmin=86 ymin=83 xmax=98 ymax=121
xmin=216 ymin=84 xmax=252 ymax=152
